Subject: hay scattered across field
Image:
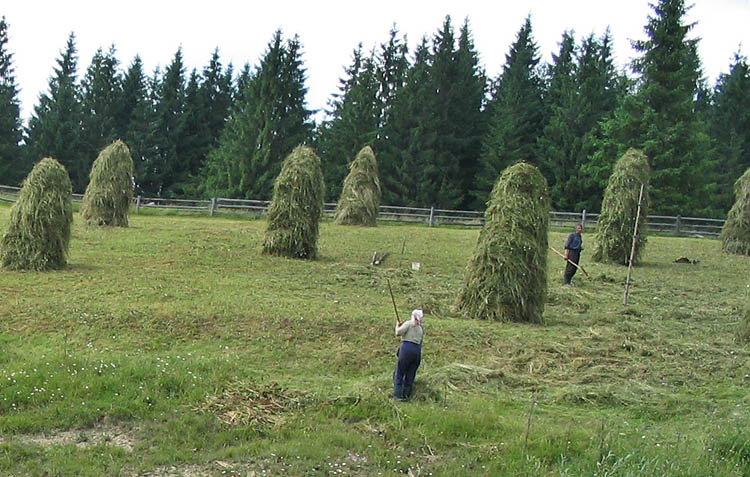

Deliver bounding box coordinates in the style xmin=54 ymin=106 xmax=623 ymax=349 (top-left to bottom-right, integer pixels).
xmin=456 ymin=162 xmax=550 ymax=323
xmin=334 ymin=146 xmax=380 ymax=226
xmin=262 ymin=145 xmax=325 ymax=259
xmin=592 ymin=148 xmax=650 ymax=265
xmin=721 ymin=167 xmax=750 ymax=256
xmin=0 ymin=157 xmax=73 ymax=271
xmin=80 ymin=140 xmax=134 ymax=227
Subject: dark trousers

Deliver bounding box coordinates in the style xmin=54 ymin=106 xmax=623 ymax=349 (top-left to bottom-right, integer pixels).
xmin=394 ymin=341 xmax=421 ymax=391
xmin=564 ymin=249 xmax=581 ymax=284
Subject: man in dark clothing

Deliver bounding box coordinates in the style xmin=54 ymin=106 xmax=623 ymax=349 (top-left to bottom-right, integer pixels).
xmin=563 ymin=223 xmax=584 ymax=285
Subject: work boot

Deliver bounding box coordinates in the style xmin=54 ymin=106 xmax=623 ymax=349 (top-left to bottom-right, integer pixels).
xmin=393 ymin=384 xmax=405 ymax=401
xmin=403 ymin=385 xmax=413 ymax=400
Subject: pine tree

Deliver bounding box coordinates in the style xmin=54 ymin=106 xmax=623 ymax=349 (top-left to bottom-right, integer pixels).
xmin=202 ymin=31 xmax=313 ymax=199
xmin=26 ymin=33 xmax=85 ymax=192
xmin=80 ymin=46 xmax=122 ymax=176
xmin=708 ymin=53 xmax=750 ymax=214
xmin=474 ymin=17 xmax=545 ymax=209
xmin=317 ymin=44 xmax=380 ymax=201
xmin=591 ymin=0 xmax=709 ymax=215
xmin=0 ymin=16 xmax=24 ymax=185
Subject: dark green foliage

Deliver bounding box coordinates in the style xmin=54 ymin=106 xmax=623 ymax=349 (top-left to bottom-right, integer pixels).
xmin=0 ymin=16 xmax=25 ymax=185
xmin=592 ymin=148 xmax=650 ymax=265
xmin=80 ymin=46 xmax=122 ymax=177
xmin=1 ymin=158 xmax=73 ymax=270
xmin=334 ymin=146 xmax=380 ymax=226
xmin=720 ymin=168 xmax=750 ymax=255
xmin=262 ymin=145 xmax=324 ymax=259
xmin=203 ymin=31 xmax=313 ymax=200
xmin=474 ymin=17 xmax=545 ymax=209
xmin=317 ymin=45 xmax=380 ymax=201
xmin=456 ymin=162 xmax=550 ymax=323
xmin=25 ymin=33 xmax=85 ymax=192
xmin=80 ymin=140 xmax=134 ymax=227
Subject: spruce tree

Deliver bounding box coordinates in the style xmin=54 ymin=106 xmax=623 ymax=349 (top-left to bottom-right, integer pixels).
xmin=0 ymin=16 xmax=24 ymax=185
xmin=26 ymin=33 xmax=85 ymax=192
xmin=474 ymin=17 xmax=545 ymax=209
xmin=80 ymin=46 xmax=122 ymax=178
xmin=203 ymin=31 xmax=313 ymax=199
xmin=317 ymin=44 xmax=380 ymax=201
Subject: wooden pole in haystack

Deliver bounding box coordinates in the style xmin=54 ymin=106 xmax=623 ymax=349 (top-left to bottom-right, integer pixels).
xmin=623 ymin=183 xmax=645 ymax=306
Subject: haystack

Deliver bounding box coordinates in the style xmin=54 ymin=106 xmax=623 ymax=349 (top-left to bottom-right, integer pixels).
xmin=80 ymin=140 xmax=134 ymax=226
xmin=720 ymin=167 xmax=750 ymax=256
xmin=262 ymin=145 xmax=325 ymax=259
xmin=1 ymin=157 xmax=73 ymax=271
xmin=456 ymin=162 xmax=550 ymax=323
xmin=333 ymin=146 xmax=380 ymax=226
xmin=592 ymin=148 xmax=650 ymax=265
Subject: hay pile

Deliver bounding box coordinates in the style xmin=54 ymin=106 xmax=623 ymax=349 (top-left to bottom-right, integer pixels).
xmin=333 ymin=146 xmax=380 ymax=226
xmin=456 ymin=162 xmax=550 ymax=323
xmin=80 ymin=140 xmax=134 ymax=227
xmin=592 ymin=148 xmax=650 ymax=265
xmin=262 ymin=145 xmax=325 ymax=259
xmin=721 ymin=168 xmax=750 ymax=256
xmin=1 ymin=158 xmax=73 ymax=271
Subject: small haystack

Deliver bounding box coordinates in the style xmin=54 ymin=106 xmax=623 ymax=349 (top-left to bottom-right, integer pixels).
xmin=1 ymin=158 xmax=73 ymax=271
xmin=720 ymin=167 xmax=750 ymax=256
xmin=456 ymin=162 xmax=550 ymax=323
xmin=262 ymin=145 xmax=325 ymax=259
xmin=80 ymin=140 xmax=134 ymax=227
xmin=333 ymin=146 xmax=380 ymax=226
xmin=592 ymin=148 xmax=650 ymax=265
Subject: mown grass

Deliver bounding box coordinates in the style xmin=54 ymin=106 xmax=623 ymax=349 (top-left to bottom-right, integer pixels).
xmin=0 ymin=200 xmax=748 ymax=476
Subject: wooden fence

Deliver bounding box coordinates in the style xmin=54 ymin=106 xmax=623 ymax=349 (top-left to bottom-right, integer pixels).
xmin=0 ymin=184 xmax=725 ymax=237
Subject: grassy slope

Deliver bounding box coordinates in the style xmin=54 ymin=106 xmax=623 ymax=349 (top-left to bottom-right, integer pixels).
xmin=0 ymin=202 xmax=748 ymax=476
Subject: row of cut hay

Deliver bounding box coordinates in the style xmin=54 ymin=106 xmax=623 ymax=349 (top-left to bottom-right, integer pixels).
xmin=592 ymin=148 xmax=650 ymax=265
xmin=456 ymin=162 xmax=550 ymax=323
xmin=333 ymin=146 xmax=380 ymax=227
xmin=721 ymin=167 xmax=750 ymax=256
xmin=0 ymin=158 xmax=73 ymax=271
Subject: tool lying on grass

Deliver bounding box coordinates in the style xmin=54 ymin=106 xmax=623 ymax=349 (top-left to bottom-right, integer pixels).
xmin=549 ymin=245 xmax=590 ymax=278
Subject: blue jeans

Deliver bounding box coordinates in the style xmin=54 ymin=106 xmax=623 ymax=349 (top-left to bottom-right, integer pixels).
xmin=394 ymin=341 xmax=422 ymax=392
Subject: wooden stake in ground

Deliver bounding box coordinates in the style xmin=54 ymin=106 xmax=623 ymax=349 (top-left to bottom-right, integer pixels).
xmin=549 ymin=246 xmax=590 ymax=278
xmin=623 ymin=183 xmax=645 ymax=306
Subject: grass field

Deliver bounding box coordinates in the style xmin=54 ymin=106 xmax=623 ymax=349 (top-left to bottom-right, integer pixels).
xmin=0 ymin=201 xmax=748 ymax=476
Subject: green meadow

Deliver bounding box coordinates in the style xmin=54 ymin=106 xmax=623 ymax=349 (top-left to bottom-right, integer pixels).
xmin=1 ymin=202 xmax=748 ymax=476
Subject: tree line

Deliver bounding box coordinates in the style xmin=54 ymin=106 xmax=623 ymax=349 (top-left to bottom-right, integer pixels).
xmin=1 ymin=0 xmax=749 ymax=217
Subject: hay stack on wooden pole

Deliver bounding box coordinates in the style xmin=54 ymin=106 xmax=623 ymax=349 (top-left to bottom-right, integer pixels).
xmin=262 ymin=145 xmax=325 ymax=259
xmin=1 ymin=158 xmax=73 ymax=271
xmin=333 ymin=146 xmax=380 ymax=226
xmin=592 ymin=148 xmax=650 ymax=265
xmin=720 ymin=167 xmax=750 ymax=256
xmin=456 ymin=162 xmax=550 ymax=323
xmin=80 ymin=140 xmax=134 ymax=226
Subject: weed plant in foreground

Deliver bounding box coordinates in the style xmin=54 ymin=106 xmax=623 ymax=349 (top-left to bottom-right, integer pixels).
xmin=0 ymin=202 xmax=748 ymax=475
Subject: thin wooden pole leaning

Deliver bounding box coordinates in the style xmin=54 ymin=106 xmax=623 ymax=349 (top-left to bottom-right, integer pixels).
xmin=623 ymin=183 xmax=645 ymax=306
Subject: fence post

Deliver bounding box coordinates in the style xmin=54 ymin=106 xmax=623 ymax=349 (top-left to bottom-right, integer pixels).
xmin=675 ymin=215 xmax=681 ymax=235
xmin=429 ymin=207 xmax=435 ymax=227
xmin=135 ymin=195 xmax=141 ymax=214
xmin=209 ymin=197 xmax=217 ymax=217
xmin=581 ymin=209 xmax=587 ymax=228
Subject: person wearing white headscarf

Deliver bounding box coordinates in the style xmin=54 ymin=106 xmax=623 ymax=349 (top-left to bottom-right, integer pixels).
xmin=393 ymin=308 xmax=424 ymax=400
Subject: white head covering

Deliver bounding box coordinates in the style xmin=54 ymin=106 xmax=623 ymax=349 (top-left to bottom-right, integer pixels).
xmin=411 ymin=309 xmax=423 ymax=326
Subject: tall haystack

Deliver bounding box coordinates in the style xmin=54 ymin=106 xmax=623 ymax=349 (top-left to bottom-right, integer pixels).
xmin=456 ymin=162 xmax=550 ymax=323
xmin=333 ymin=146 xmax=380 ymax=226
xmin=592 ymin=148 xmax=650 ymax=265
xmin=720 ymin=167 xmax=750 ymax=256
xmin=1 ymin=158 xmax=73 ymax=271
xmin=262 ymin=145 xmax=325 ymax=259
xmin=80 ymin=140 xmax=134 ymax=226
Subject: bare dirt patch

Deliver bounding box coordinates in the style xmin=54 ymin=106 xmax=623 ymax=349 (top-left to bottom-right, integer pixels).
xmin=0 ymin=422 xmax=137 ymax=451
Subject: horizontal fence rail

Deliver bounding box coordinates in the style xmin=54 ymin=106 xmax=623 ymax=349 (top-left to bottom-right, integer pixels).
xmin=0 ymin=184 xmax=725 ymax=237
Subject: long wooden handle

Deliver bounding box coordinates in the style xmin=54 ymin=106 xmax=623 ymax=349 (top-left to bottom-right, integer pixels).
xmin=386 ymin=279 xmax=401 ymax=323
xmin=549 ymin=246 xmax=590 ymax=277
